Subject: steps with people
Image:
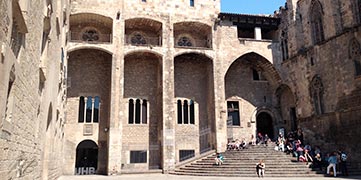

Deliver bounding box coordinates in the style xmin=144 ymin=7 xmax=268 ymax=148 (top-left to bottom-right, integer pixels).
xmin=171 ymin=144 xmax=332 ymax=177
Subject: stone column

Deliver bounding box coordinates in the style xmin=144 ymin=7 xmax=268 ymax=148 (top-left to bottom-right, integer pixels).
xmin=107 ymin=9 xmax=123 ymax=175
xmin=162 ymin=15 xmax=176 ymax=173
xmin=213 ymin=25 xmax=228 ymax=153
xmin=255 ymin=27 xmax=262 ymax=40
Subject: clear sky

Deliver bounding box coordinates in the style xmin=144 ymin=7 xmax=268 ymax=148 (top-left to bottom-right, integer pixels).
xmin=221 ymin=0 xmax=286 ymax=15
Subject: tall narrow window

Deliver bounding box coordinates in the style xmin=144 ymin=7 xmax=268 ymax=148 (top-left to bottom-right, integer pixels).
xmin=358 ymin=0 xmax=361 ymax=23
xmin=128 ymin=98 xmax=148 ymax=124
xmin=4 ymin=67 xmax=16 ymax=123
xmin=135 ymin=99 xmax=141 ymax=124
xmin=349 ymin=38 xmax=361 ymax=76
xmin=281 ymin=31 xmax=289 ymax=61
xmin=190 ymin=100 xmax=195 ymax=124
xmin=183 ymin=100 xmax=189 ymax=124
xmin=78 ymin=96 xmax=85 ymax=123
xmin=142 ymin=100 xmax=147 ymax=124
xmin=227 ymin=101 xmax=240 ymax=126
xmin=252 ymin=69 xmax=260 ymax=80
xmin=129 ymin=99 xmax=134 ymax=124
xmin=93 ymin=96 xmax=100 ymax=122
xmin=310 ymin=75 xmax=324 ymax=115
xmin=86 ymin=96 xmax=93 ymax=122
xmin=190 ymin=0 xmax=195 ymax=7
xmin=310 ymin=0 xmax=325 ymax=44
xmin=177 ymin=100 xmax=182 ymax=124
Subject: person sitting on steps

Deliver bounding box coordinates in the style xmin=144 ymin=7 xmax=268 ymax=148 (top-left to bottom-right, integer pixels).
xmin=214 ymin=153 xmax=224 ymax=166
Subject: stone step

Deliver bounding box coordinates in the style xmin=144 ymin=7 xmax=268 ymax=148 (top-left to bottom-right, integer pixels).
xmin=170 ymin=171 xmax=325 ymax=177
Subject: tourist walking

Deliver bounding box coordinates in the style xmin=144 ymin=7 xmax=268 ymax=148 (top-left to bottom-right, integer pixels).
xmin=327 ymin=152 xmax=338 ymax=177
xmin=256 ymin=159 xmax=265 ymax=177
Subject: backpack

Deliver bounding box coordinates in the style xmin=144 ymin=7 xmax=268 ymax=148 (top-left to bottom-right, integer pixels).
xmin=341 ymin=153 xmax=347 ymax=161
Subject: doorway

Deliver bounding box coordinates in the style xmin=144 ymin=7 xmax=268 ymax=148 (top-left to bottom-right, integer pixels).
xmin=75 ymin=140 xmax=98 ymax=175
xmin=256 ymin=112 xmax=274 ymax=140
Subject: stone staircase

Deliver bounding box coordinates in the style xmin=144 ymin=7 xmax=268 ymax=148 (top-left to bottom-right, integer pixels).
xmin=171 ymin=144 xmax=360 ymax=177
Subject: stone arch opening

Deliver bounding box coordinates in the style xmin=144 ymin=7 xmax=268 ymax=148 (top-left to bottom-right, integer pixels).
xmin=174 ymin=52 xmax=215 ymax=156
xmin=75 ymin=140 xmax=98 ymax=175
xmin=174 ymin=22 xmax=212 ymax=48
xmin=123 ymin=51 xmax=163 ymax=170
xmin=225 ymin=52 xmax=281 ymax=140
xmin=256 ymin=112 xmax=274 ymax=140
xmin=276 ymin=84 xmax=297 ymax=132
xmin=69 ymin=13 xmax=113 ymax=43
xmin=125 ymin=18 xmax=162 ymax=46
xmin=67 ymin=48 xmax=112 ymax=174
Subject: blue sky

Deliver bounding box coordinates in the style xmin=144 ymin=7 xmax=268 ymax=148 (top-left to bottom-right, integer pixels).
xmin=221 ymin=0 xmax=286 ymax=15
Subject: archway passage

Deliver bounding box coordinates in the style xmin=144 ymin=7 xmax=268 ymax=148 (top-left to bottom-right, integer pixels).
xmin=256 ymin=112 xmax=274 ymax=140
xmin=75 ymin=140 xmax=98 ymax=175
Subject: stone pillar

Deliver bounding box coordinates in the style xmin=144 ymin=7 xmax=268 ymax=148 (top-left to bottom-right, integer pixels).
xmin=255 ymin=27 xmax=262 ymax=40
xmin=162 ymin=15 xmax=176 ymax=173
xmin=213 ymin=26 xmax=228 ymax=153
xmin=107 ymin=9 xmax=123 ymax=175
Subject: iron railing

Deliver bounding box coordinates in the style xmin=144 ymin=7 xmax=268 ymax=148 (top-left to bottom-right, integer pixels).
xmin=68 ymin=31 xmax=112 ymax=43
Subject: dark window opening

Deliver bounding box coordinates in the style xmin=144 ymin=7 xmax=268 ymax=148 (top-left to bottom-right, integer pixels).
xmin=177 ymin=100 xmax=182 ymax=124
xmin=190 ymin=0 xmax=194 ymax=7
xmin=190 ymin=100 xmax=195 ymax=124
xmin=227 ymin=101 xmax=240 ymax=126
xmin=93 ymin=96 xmax=99 ymax=123
xmin=179 ymin=150 xmax=195 ymax=162
xmin=183 ymin=100 xmax=189 ymax=124
xmin=142 ymin=100 xmax=147 ymax=124
xmin=78 ymin=96 xmax=85 ymax=123
xmin=128 ymin=99 xmax=134 ymax=124
xmin=252 ymin=69 xmax=260 ymax=80
xmin=130 ymin=151 xmax=147 ymax=163
xmin=237 ymin=27 xmax=254 ymax=39
xmin=135 ymin=99 xmax=141 ymax=124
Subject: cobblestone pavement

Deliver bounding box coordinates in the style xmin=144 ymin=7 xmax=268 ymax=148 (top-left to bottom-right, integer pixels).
xmin=59 ymin=174 xmax=361 ymax=180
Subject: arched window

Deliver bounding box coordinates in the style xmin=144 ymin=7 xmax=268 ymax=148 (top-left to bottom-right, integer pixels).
xmin=189 ymin=100 xmax=195 ymax=124
xmin=82 ymin=29 xmax=99 ymax=41
xmin=310 ymin=0 xmax=325 ymax=44
xmin=135 ymin=99 xmax=141 ymax=124
xmin=86 ymin=96 xmax=93 ymax=122
xmin=177 ymin=36 xmax=193 ymax=47
xmin=310 ymin=75 xmax=324 ymax=115
xmin=281 ymin=31 xmax=289 ymax=61
xmin=177 ymin=99 xmax=196 ymax=125
xmin=93 ymin=96 xmax=100 ymax=123
xmin=78 ymin=96 xmax=100 ymax=123
xmin=183 ymin=100 xmax=189 ymax=124
xmin=128 ymin=98 xmax=148 ymax=124
xmin=349 ymin=38 xmax=361 ymax=76
xmin=130 ymin=32 xmax=146 ymax=45
xmin=128 ymin=99 xmax=134 ymax=124
xmin=177 ymin=100 xmax=182 ymax=124
xmin=78 ymin=96 xmax=85 ymax=123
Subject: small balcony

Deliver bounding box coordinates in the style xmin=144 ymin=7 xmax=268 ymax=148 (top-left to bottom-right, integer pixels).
xmin=68 ymin=31 xmax=112 ymax=44
xmin=125 ymin=34 xmax=161 ymax=47
xmin=174 ymin=37 xmax=211 ymax=49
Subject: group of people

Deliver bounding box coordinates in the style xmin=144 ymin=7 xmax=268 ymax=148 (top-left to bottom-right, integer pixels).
xmin=274 ymin=128 xmax=349 ymax=177
xmin=227 ymin=138 xmax=248 ymax=150
xmin=219 ymin=128 xmax=350 ymax=177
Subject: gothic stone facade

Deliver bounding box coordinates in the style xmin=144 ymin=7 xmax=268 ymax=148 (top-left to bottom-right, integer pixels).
xmin=1 ymin=0 xmax=361 ymax=179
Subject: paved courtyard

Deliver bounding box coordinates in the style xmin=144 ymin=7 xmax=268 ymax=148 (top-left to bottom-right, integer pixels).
xmin=59 ymin=174 xmax=361 ymax=180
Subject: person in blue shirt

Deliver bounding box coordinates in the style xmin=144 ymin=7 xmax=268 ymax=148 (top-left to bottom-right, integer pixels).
xmin=326 ymin=152 xmax=338 ymax=177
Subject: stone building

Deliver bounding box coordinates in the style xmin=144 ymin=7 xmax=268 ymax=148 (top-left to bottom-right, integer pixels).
xmin=0 ymin=0 xmax=360 ymax=179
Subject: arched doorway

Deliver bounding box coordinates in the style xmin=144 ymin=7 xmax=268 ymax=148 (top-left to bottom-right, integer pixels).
xmin=256 ymin=112 xmax=274 ymax=140
xmin=75 ymin=140 xmax=98 ymax=175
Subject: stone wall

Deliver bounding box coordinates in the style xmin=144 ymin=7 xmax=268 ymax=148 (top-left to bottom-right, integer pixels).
xmin=0 ymin=0 xmax=68 ymax=179
xmin=277 ymin=0 xmax=361 ymax=162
